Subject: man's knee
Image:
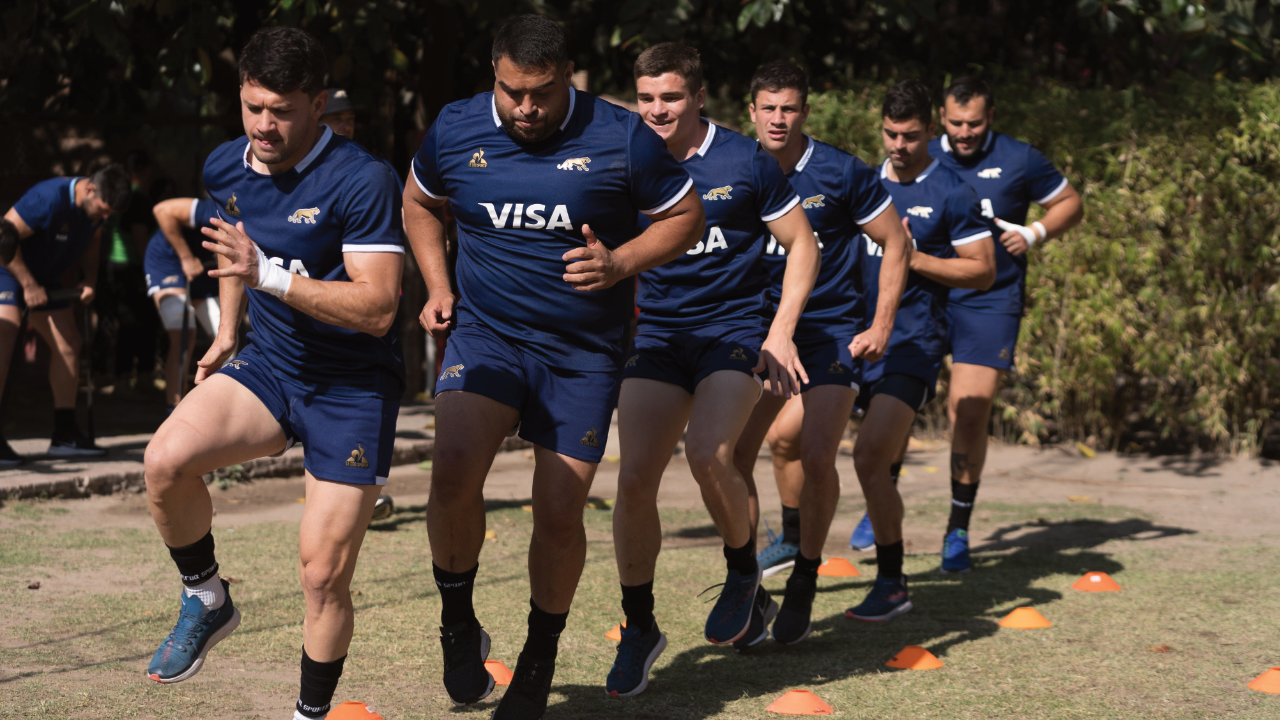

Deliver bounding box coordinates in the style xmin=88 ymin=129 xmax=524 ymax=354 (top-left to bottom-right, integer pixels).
xmin=853 ymin=439 xmax=886 ymax=484
xmin=300 ymin=557 xmax=347 ymax=606
xmin=800 ymin=444 xmax=836 ymax=483
xmin=429 ymin=443 xmax=486 ymax=506
xmin=144 ymin=434 xmax=198 ymax=498
xmin=767 ymin=430 xmax=799 ymax=463
xmin=684 ymin=440 xmax=733 ymax=483
xmin=533 ymin=500 xmax=584 ymax=546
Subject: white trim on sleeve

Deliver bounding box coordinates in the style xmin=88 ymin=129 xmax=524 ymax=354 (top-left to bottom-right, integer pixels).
xmin=1035 ymin=177 xmax=1070 ymax=205
xmin=343 ymin=244 xmax=405 ymax=254
xmin=642 ymin=178 xmax=695 ymax=216
xmin=411 ymin=167 xmax=447 ymax=200
xmin=951 ymin=230 xmax=993 ymax=247
xmin=761 ymin=195 xmax=801 ymax=223
xmin=855 ymin=196 xmax=893 ymax=226
xmin=188 ymin=198 xmax=199 ymax=228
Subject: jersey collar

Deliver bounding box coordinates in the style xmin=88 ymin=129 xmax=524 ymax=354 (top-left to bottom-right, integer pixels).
xmin=490 ymin=88 xmax=578 ymax=132
xmin=793 ymin=135 xmax=815 ymax=173
xmin=940 ymin=131 xmax=995 ymax=157
xmin=880 ymin=157 xmax=940 ymax=184
xmin=691 ymin=120 xmax=717 ymax=158
xmin=68 ymin=177 xmax=79 ymax=206
xmin=241 ymin=125 xmax=334 ymax=175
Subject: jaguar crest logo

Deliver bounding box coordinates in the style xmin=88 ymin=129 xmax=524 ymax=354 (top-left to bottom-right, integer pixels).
xmin=729 ymin=347 xmax=748 ymax=362
xmin=288 ymin=207 xmax=321 ymax=224
xmin=978 ymin=167 xmax=1003 ymax=179
xmin=702 ymin=186 xmax=732 ymax=201
xmin=828 ymin=361 xmax=845 ymax=374
xmin=162 ymin=275 xmax=181 ymax=285
xmin=345 ymin=443 xmax=370 ymax=468
xmin=439 ymin=364 xmax=464 ymax=380
xmin=580 ymin=427 xmax=600 ymax=448
xmin=0 ymin=292 xmax=13 ymax=301
xmin=624 ymin=354 xmax=639 ymax=368
xmin=802 ymin=194 xmax=826 ymax=209
xmin=469 ymin=149 xmax=488 ymax=168
xmin=906 ymin=206 xmax=934 ymax=219
xmin=225 ymin=192 xmax=241 ymax=217
xmin=557 ymin=157 xmax=590 ymax=171
xmin=227 ymin=359 xmax=248 ymax=370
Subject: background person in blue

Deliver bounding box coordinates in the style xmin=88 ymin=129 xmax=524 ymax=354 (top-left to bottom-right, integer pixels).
xmin=847 ymin=80 xmax=995 ymax=625
xmin=731 ymin=60 xmax=910 ymax=644
xmin=0 ymin=164 xmax=132 ymax=462
xmin=403 ymin=16 xmax=704 ymax=718
xmin=140 ymin=28 xmax=406 ymax=720
xmin=608 ymin=43 xmax=819 ymax=695
xmin=930 ymin=77 xmax=1084 ymax=572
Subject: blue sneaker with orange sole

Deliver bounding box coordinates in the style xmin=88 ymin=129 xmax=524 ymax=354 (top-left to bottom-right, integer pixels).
xmin=147 ymin=579 xmax=240 ymax=683
xmin=845 ymin=575 xmax=912 ymax=623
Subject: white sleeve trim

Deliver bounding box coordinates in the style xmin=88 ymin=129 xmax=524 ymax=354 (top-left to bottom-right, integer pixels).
xmin=343 ymin=244 xmax=405 ymax=254
xmin=411 ymin=166 xmax=447 ymax=200
xmin=951 ymin=230 xmax=993 ymax=247
xmin=1034 ymin=177 xmax=1070 ymax=205
xmin=187 ymin=199 xmax=199 ymax=228
xmin=761 ymin=195 xmax=801 ymax=223
xmin=642 ymin=178 xmax=694 ymax=216
xmin=855 ymin=196 xmax=893 ymax=226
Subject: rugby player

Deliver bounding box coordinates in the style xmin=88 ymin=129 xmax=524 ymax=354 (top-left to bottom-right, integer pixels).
xmin=929 ymin=77 xmax=1083 ymax=572
xmin=730 ymin=61 xmax=910 ymax=644
xmin=141 ymin=28 xmax=406 ymax=720
xmin=606 ymin=43 xmax=820 ymax=696
xmin=0 ymin=163 xmax=131 ymax=463
xmin=846 ymin=80 xmax=994 ymax=622
xmin=403 ymin=16 xmax=703 ymax=718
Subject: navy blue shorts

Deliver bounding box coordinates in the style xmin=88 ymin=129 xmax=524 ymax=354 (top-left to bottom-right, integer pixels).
xmin=622 ymin=324 xmax=766 ymax=395
xmin=435 ymin=320 xmax=619 ymax=464
xmin=0 ymin=266 xmax=73 ymax=311
xmin=216 ymin=344 xmax=398 ymax=485
xmin=859 ymin=353 xmax=942 ymax=412
xmin=948 ymin=305 xmax=1020 ymax=371
xmin=144 ymin=237 xmax=218 ymax=300
xmin=795 ymin=331 xmax=861 ymax=392
xmin=857 ymin=373 xmax=931 ymax=413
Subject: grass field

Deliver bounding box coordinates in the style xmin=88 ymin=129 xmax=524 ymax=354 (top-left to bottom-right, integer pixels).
xmin=2 ymin=490 xmax=1279 ymax=719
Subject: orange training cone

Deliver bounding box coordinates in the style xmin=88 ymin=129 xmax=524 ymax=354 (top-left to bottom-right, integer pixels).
xmin=485 ymin=660 xmax=514 ymax=686
xmin=605 ymin=621 xmax=627 ymax=641
xmin=886 ymin=645 xmax=944 ymax=670
xmin=766 ymin=689 xmax=834 ymax=715
xmin=999 ymin=607 xmax=1053 ymax=629
xmin=816 ymin=558 xmax=861 ymax=577
xmin=1249 ymin=668 xmax=1280 ymax=694
xmin=1072 ymin=572 xmax=1122 ymax=592
xmin=327 ymin=702 xmax=385 ymax=719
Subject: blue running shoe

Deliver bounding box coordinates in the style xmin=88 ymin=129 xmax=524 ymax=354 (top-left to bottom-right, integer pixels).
xmin=845 ymin=575 xmax=912 ymax=622
xmin=758 ymin=522 xmax=799 ymax=579
xmin=733 ymin=586 xmax=779 ymax=653
xmin=147 ymin=579 xmax=240 ymax=683
xmin=849 ymin=512 xmax=875 ymax=552
xmin=605 ymin=621 xmax=667 ymax=697
xmin=941 ymin=528 xmax=972 ymax=573
xmin=702 ymin=562 xmax=761 ymax=645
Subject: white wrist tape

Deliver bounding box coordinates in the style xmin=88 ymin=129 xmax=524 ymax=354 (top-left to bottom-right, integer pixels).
xmin=1032 ymin=221 xmax=1047 ymax=244
xmin=254 ymin=244 xmax=292 ymax=298
xmin=994 ymin=218 xmax=1039 ymax=247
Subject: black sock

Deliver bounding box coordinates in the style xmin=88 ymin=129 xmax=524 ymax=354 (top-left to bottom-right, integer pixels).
xmin=889 ymin=463 xmax=902 ymax=486
xmin=434 ymin=562 xmax=478 ymax=627
xmin=793 ymin=552 xmax=821 ymax=578
xmin=723 ymin=538 xmax=757 ymax=575
xmin=167 ymin=531 xmax=218 ymax=587
xmin=522 ymin=598 xmax=568 ymax=660
xmin=620 ymin=581 xmax=655 ymax=635
xmin=53 ymin=408 xmax=77 ymax=439
xmin=296 ymin=647 xmax=345 ymax=719
xmin=947 ymin=479 xmax=980 ymax=533
xmin=875 ymin=541 xmax=904 ymax=579
xmin=780 ymin=504 xmax=801 ymax=545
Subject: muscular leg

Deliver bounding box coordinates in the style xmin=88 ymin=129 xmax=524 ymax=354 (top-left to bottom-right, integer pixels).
xmin=528 ymin=447 xmax=598 ymax=613
xmin=766 ymin=394 xmax=806 ymax=520
xmin=28 ymin=308 xmax=80 ymax=409
xmin=0 ymin=304 xmax=18 ymax=408
xmin=796 ymin=385 xmax=857 ymax=559
xmin=163 ymin=330 xmax=194 ymax=407
xmin=731 ymin=387 xmax=787 ymax=545
xmin=948 ymin=362 xmax=1004 ymax=487
xmin=683 ymin=370 xmax=765 ymax=550
xmin=852 ymin=395 xmax=918 ymax=546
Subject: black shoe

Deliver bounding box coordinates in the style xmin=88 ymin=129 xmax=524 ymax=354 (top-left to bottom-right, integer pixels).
xmin=732 ymin=585 xmax=778 ymax=653
xmin=0 ymin=439 xmax=23 ymax=467
xmin=48 ymin=432 xmax=106 ymax=457
xmin=492 ymin=651 xmax=556 ymax=720
xmin=440 ymin=618 xmax=495 ymax=706
xmin=772 ymin=571 xmax=816 ymax=645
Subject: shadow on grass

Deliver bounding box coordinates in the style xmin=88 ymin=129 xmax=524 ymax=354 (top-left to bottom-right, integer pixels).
xmin=539 ymin=516 xmax=1192 ymax=719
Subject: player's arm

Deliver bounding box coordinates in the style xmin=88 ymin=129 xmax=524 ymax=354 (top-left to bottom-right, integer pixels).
xmin=77 ymin=227 xmax=100 ymax=303
xmin=402 ymin=179 xmax=454 ymax=338
xmin=853 ymin=203 xmax=911 ymax=362
xmin=154 ymin=198 xmax=207 ymax=281
xmin=760 ymin=204 xmax=820 ymax=396
xmin=196 ymin=249 xmax=244 ymax=384
xmin=562 ymin=187 xmax=704 ymax=291
xmin=908 ymin=227 xmax=995 ymax=290
xmin=1 ymin=208 xmax=47 ymax=307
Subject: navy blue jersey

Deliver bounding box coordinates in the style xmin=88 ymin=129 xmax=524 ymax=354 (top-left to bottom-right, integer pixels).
xmin=931 ymin=131 xmax=1068 ymax=314
xmin=638 ymin=122 xmax=799 ymax=330
xmin=203 ymin=127 xmax=406 ymax=397
xmin=413 ymin=89 xmax=692 ymax=371
xmin=865 ymin=159 xmax=991 ymax=359
xmin=762 ymin=137 xmax=891 ymax=341
xmin=158 ymin=197 xmax=220 ymax=266
xmin=9 ymin=177 xmax=99 ymax=285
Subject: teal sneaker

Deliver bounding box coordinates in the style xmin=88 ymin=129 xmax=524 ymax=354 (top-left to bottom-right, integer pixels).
xmin=757 ymin=522 xmax=799 ymax=579
xmin=941 ymin=528 xmax=972 ymax=573
xmin=147 ymin=580 xmax=240 ymax=683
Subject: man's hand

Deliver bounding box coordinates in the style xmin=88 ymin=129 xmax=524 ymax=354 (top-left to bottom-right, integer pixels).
xmin=562 ymin=224 xmax=623 ymax=292
xmin=22 ymin=283 xmax=47 ymax=309
xmin=194 ymin=336 xmax=239 ymax=385
xmin=849 ymin=323 xmax=891 ymax=363
xmin=77 ymin=283 xmax=95 ymax=304
xmin=203 ymin=219 xmax=262 ymax=288
xmin=753 ymin=331 xmax=809 ymax=398
xmin=420 ymin=291 xmax=456 ymax=339
xmin=180 ymin=254 xmax=205 ymax=283
xmin=994 ymin=218 xmax=1042 ymax=256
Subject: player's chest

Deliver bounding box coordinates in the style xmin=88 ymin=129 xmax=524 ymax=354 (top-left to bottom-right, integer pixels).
xmin=957 ymin=162 xmax=1025 ymax=219
xmin=686 ymin=164 xmax=756 ymax=229
xmin=890 ymin=188 xmax=951 ymax=257
xmin=220 ymin=181 xmax=343 ymax=268
xmin=47 ymin=209 xmax=91 ymax=246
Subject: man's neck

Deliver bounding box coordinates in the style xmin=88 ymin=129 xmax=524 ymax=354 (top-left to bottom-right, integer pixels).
xmin=887 ymin=153 xmax=932 ymax=184
xmin=771 ymin=134 xmax=809 ymax=174
xmin=251 ymin=122 xmax=322 ymax=176
xmin=667 ymin=118 xmax=710 ymax=162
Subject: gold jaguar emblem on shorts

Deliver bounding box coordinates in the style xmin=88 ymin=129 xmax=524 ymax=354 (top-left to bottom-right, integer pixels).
xmin=0 ymin=292 xmax=13 ymax=301
xmin=288 ymin=207 xmax=321 ymax=225
xmin=440 ymin=364 xmax=464 ymax=380
xmin=162 ymin=275 xmax=180 ymax=285
xmin=580 ymin=427 xmax=600 ymax=448
xmin=227 ymin=359 xmax=248 ymax=370
xmin=345 ymin=443 xmax=370 ymax=468
xmin=729 ymin=347 xmax=748 ymax=362
xmin=624 ymin=354 xmax=639 ymax=368
xmin=702 ymin=186 xmax=732 ymax=201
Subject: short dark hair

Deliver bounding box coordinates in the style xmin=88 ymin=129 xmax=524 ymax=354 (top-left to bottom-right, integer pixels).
xmin=634 ymin=42 xmax=703 ymax=94
xmin=944 ymin=77 xmax=994 ymax=110
xmin=882 ymin=80 xmax=933 ymax=126
xmin=0 ymin=217 xmax=18 ymax=265
xmin=750 ymin=60 xmax=808 ymax=105
xmin=492 ymin=15 xmax=568 ymax=69
xmin=239 ymin=26 xmax=327 ymax=96
xmin=89 ymin=163 xmax=133 ymax=212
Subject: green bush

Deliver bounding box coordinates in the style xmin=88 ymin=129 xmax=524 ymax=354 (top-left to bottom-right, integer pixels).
xmin=769 ymin=78 xmax=1280 ymax=453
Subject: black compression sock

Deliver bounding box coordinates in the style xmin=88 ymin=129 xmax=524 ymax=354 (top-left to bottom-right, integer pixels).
xmin=522 ymin=598 xmax=568 ymax=660
xmin=875 ymin=541 xmax=904 ymax=579
xmin=947 ymin=479 xmax=980 ymax=533
xmin=723 ymin=538 xmax=757 ymax=575
xmin=296 ymin=647 xmax=345 ymax=719
xmin=793 ymin=552 xmax=821 ymax=578
xmin=889 ymin=462 xmax=902 ymax=486
xmin=167 ymin=530 xmax=219 ymax=587
xmin=434 ymin=562 xmax=478 ymax=627
xmin=620 ymin=581 xmax=655 ymax=635
xmin=780 ymin=504 xmax=801 ymax=545
xmin=52 ymin=408 xmax=77 ymax=439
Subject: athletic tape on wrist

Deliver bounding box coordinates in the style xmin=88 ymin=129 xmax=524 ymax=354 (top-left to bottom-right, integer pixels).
xmin=1032 ymin=221 xmax=1047 ymax=244
xmin=254 ymin=244 xmax=292 ymax=297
